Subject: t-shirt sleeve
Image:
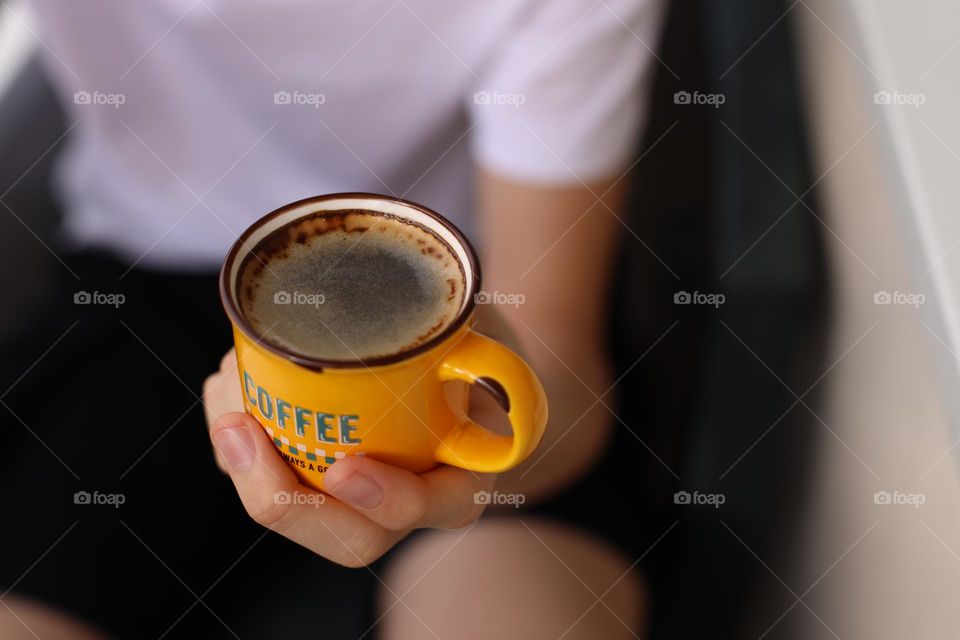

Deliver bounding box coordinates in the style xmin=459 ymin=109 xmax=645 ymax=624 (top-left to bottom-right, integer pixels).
xmin=468 ymin=0 xmax=667 ymax=184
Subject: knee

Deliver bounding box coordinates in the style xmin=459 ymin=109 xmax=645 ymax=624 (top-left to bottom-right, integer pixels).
xmin=377 ymin=518 xmax=647 ymax=640
xmin=0 ymin=595 xmax=107 ymax=640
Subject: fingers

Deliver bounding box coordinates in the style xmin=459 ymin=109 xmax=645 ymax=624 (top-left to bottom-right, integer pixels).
xmin=210 ymin=411 xmax=401 ymax=567
xmin=420 ymin=465 xmax=496 ymax=528
xmin=325 ymin=455 xmax=495 ymax=531
xmin=219 ymin=348 xmax=237 ymax=372
xmin=203 ymin=349 xmax=242 ymax=427
xmin=203 ymin=349 xmax=242 ymax=472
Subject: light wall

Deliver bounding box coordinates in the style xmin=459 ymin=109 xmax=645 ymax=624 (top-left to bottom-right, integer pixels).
xmin=784 ymin=1 xmax=960 ymax=638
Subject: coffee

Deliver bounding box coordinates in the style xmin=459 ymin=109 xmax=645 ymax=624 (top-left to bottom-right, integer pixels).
xmin=237 ymin=209 xmax=466 ymax=361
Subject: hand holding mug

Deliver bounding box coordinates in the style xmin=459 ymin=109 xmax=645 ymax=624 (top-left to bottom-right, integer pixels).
xmin=204 ymin=349 xmax=500 ymax=567
xmin=205 ymin=194 xmax=548 ymax=565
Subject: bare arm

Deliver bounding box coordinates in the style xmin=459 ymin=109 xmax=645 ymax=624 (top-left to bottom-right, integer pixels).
xmin=473 ymin=167 xmax=626 ymax=500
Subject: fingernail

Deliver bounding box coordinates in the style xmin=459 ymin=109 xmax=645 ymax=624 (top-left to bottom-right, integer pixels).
xmin=213 ymin=426 xmax=255 ymax=472
xmin=327 ymin=471 xmax=383 ymax=509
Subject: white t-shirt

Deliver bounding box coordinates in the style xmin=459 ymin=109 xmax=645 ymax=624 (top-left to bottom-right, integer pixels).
xmin=28 ymin=0 xmax=665 ymax=270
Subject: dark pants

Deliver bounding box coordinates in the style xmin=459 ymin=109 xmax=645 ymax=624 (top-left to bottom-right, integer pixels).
xmin=0 ymin=248 xmax=677 ymax=639
xmin=0 ymin=250 xmax=376 ymax=639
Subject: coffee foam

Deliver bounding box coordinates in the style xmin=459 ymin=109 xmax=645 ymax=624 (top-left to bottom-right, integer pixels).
xmin=238 ymin=210 xmax=466 ymax=362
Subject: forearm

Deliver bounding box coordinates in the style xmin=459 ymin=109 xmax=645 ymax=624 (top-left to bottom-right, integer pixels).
xmin=474 ymin=168 xmax=626 ymax=500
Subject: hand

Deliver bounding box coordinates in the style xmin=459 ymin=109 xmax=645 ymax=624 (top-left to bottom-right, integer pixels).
xmin=202 ymin=351 xmax=495 ymax=567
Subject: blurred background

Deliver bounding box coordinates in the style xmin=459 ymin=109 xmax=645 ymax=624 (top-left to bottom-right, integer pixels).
xmin=3 ymin=0 xmax=960 ymax=637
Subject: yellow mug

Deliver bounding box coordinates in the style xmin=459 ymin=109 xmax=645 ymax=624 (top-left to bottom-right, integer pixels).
xmin=219 ymin=193 xmax=548 ymax=491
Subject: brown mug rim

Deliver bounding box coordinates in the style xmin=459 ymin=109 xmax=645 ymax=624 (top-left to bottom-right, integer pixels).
xmin=219 ymin=192 xmax=481 ymax=371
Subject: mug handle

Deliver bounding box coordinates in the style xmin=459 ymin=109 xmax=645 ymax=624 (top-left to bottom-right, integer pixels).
xmin=434 ymin=330 xmax=548 ymax=472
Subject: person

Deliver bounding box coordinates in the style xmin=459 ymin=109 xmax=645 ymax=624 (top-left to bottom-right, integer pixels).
xmin=0 ymin=0 xmax=666 ymax=637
